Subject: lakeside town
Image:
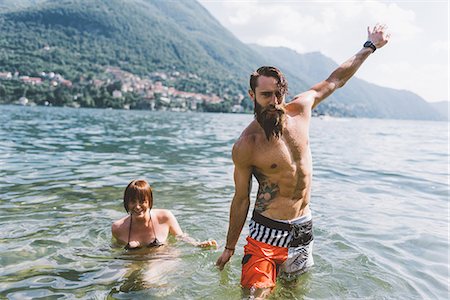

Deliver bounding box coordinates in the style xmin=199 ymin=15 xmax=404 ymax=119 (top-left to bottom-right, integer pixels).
xmin=0 ymin=66 xmax=248 ymax=113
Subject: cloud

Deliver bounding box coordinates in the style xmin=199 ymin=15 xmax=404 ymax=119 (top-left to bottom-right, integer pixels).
xmin=361 ymin=1 xmax=422 ymax=40
xmin=431 ymin=40 xmax=449 ymax=54
xmin=199 ymin=0 xmax=447 ymax=102
xmin=201 ymin=0 xmax=422 ymax=51
xmin=363 ymin=62 xmax=448 ymax=102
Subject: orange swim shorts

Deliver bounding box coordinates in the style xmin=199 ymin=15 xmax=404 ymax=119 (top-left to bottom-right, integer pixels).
xmin=241 ymin=211 xmax=314 ymax=289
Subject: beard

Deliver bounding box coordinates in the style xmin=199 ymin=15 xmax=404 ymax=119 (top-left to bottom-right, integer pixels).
xmin=254 ymin=100 xmax=286 ymax=141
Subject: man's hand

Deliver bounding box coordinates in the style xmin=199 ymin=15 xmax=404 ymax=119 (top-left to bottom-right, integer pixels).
xmin=367 ymin=24 xmax=390 ymax=49
xmin=216 ymin=248 xmax=234 ymax=270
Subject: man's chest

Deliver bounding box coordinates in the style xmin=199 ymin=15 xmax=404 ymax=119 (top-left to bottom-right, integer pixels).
xmin=252 ymin=132 xmax=310 ymax=174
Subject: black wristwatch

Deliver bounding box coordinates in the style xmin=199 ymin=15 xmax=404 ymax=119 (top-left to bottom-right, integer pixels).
xmin=364 ymin=40 xmax=376 ymax=53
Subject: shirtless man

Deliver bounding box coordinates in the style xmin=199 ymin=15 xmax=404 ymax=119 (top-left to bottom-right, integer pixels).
xmin=216 ymin=25 xmax=390 ymax=297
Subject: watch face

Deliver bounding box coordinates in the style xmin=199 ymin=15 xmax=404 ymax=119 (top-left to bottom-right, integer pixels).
xmin=364 ymin=41 xmax=376 ymax=51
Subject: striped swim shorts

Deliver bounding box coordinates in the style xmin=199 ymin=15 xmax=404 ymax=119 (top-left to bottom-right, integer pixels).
xmin=241 ymin=210 xmax=314 ymax=289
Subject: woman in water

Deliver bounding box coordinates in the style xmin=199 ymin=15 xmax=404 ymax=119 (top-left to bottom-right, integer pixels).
xmin=112 ymin=179 xmax=217 ymax=250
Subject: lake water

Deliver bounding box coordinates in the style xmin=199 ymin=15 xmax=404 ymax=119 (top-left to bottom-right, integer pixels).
xmin=0 ymin=105 xmax=448 ymax=299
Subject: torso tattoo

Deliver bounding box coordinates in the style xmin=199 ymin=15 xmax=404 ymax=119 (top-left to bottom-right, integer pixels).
xmin=253 ymin=168 xmax=280 ymax=213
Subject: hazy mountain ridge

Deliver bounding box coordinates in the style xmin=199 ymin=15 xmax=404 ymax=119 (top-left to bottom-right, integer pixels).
xmin=252 ymin=45 xmax=443 ymax=120
xmin=430 ymin=101 xmax=449 ymax=120
xmin=0 ymin=0 xmax=444 ymax=120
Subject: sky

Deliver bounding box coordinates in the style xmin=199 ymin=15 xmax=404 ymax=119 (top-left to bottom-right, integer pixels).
xmin=198 ymin=0 xmax=449 ymax=103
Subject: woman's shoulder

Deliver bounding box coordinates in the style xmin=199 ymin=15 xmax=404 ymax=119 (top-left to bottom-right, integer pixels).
xmin=152 ymin=209 xmax=183 ymax=236
xmin=111 ymin=215 xmax=129 ymax=233
xmin=152 ymin=209 xmax=177 ymax=223
xmin=152 ymin=208 xmax=173 ymax=217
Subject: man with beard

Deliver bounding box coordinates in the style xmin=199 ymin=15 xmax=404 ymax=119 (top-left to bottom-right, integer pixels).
xmin=216 ymin=24 xmax=390 ymax=297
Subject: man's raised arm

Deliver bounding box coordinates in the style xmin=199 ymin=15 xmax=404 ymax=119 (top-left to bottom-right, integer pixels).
xmin=293 ymin=24 xmax=390 ymax=109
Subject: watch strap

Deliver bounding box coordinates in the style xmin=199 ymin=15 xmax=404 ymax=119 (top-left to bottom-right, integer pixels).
xmin=364 ymin=40 xmax=376 ymax=53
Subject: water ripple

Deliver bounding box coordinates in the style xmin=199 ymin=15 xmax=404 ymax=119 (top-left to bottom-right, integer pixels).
xmin=0 ymin=106 xmax=447 ymax=299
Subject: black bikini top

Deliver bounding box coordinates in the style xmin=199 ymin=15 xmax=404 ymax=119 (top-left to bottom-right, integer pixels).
xmin=125 ymin=211 xmax=163 ymax=250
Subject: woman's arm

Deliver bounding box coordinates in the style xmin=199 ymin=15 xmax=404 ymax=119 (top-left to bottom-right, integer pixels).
xmin=165 ymin=210 xmax=217 ymax=248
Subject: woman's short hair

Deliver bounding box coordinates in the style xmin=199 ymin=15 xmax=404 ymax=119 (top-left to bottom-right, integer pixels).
xmin=123 ymin=179 xmax=153 ymax=213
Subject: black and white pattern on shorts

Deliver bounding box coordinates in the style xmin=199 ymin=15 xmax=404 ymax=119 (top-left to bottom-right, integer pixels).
xmin=248 ymin=212 xmax=313 ymax=248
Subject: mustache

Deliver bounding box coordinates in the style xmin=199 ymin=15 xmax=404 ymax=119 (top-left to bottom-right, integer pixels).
xmin=262 ymin=106 xmax=284 ymax=119
xmin=262 ymin=105 xmax=283 ymax=112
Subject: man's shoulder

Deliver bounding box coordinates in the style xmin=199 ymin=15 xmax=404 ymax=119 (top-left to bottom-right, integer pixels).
xmin=286 ymin=91 xmax=315 ymax=115
xmin=239 ymin=120 xmax=262 ymax=143
xmin=232 ymin=121 xmax=261 ymax=165
xmin=234 ymin=122 xmax=260 ymax=151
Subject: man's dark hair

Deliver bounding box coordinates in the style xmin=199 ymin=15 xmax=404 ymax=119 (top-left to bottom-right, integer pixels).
xmin=249 ymin=66 xmax=288 ymax=96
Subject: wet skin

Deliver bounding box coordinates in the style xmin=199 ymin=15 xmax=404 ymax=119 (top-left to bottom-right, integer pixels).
xmin=244 ymin=76 xmax=312 ymax=220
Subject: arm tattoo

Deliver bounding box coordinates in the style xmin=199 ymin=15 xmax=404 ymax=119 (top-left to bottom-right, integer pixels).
xmin=253 ymin=169 xmax=279 ymax=213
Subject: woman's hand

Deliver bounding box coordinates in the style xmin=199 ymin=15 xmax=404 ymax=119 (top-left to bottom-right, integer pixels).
xmin=197 ymin=240 xmax=218 ymax=249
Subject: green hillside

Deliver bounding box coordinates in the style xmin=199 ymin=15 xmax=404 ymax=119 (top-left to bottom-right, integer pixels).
xmin=0 ymin=0 xmax=262 ymax=98
xmin=0 ymin=0 xmax=444 ymax=120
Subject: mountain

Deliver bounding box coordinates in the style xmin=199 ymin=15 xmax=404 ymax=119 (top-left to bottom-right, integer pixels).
xmin=252 ymin=45 xmax=444 ymax=120
xmin=0 ymin=0 xmax=264 ymax=97
xmin=0 ymin=0 xmax=444 ymax=120
xmin=430 ymin=101 xmax=449 ymax=120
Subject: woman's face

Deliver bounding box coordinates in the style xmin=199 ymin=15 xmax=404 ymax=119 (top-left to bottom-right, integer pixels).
xmin=128 ymin=198 xmax=150 ymax=218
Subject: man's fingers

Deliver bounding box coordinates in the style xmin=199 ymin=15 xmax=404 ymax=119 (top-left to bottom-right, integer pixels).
xmin=216 ymin=252 xmax=231 ymax=271
xmin=215 ymin=257 xmax=225 ymax=270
